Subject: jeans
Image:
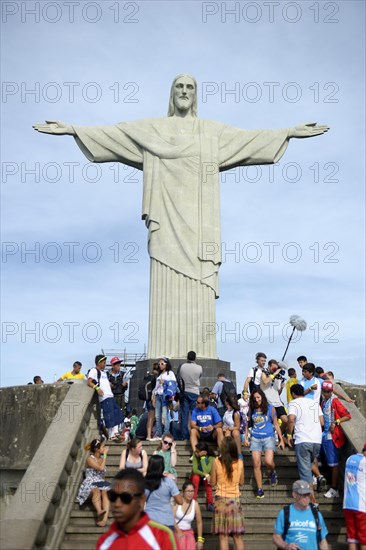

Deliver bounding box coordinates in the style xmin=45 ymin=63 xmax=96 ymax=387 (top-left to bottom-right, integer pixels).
xmin=295 ymin=442 xmax=321 ymax=483
xmin=155 ymin=394 xmax=169 ymax=437
xmin=180 ymin=392 xmax=199 ymax=440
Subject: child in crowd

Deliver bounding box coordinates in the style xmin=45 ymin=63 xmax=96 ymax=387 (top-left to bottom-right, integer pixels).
xmin=154 ymin=431 xmax=178 ymax=479
xmin=191 ymin=441 xmax=215 ymax=512
xmin=285 ymin=368 xmax=298 ymax=404
xmin=128 ymin=409 xmax=139 ymax=438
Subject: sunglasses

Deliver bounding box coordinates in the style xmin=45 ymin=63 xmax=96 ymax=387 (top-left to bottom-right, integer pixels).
xmin=108 ymin=490 xmax=143 ymax=504
xmin=163 ymin=440 xmax=172 ymax=446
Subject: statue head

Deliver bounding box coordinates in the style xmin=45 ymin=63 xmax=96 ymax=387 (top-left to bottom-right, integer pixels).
xmin=168 ymin=74 xmax=198 ymax=117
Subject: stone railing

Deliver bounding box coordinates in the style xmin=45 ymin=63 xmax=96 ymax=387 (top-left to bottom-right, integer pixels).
xmin=0 ymin=383 xmax=97 ymax=550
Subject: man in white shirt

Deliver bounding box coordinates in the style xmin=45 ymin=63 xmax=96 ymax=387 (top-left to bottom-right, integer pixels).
xmin=87 ymin=354 xmax=124 ymax=441
xmin=243 ymin=352 xmax=267 ymax=398
xmin=287 ymin=384 xmax=324 ymax=504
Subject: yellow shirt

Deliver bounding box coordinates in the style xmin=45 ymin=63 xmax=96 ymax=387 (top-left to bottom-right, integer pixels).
xmin=60 ymin=371 xmax=85 ymax=380
xmin=215 ymin=458 xmax=243 ymax=498
xmin=286 ymin=378 xmax=298 ymax=403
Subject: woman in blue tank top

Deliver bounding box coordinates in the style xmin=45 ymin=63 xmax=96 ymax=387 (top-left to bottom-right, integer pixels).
xmin=244 ymin=389 xmax=284 ymax=499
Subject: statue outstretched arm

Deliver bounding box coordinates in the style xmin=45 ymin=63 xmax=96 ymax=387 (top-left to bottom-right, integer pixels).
xmin=289 ymin=122 xmax=329 ymax=138
xmin=33 ymin=120 xmax=75 ymax=136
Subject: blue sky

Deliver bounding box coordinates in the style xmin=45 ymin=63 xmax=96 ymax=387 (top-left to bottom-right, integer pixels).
xmin=1 ymin=1 xmax=365 ymax=390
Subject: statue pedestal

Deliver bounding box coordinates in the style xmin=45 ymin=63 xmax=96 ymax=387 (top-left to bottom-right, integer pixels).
xmin=128 ymin=358 xmax=237 ymax=411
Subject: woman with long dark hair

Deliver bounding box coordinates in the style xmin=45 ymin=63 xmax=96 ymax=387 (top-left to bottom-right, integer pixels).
xmin=76 ymin=439 xmax=110 ymax=527
xmin=152 ymin=357 xmax=176 ymax=438
xmin=244 ymin=389 xmax=284 ymax=499
xmin=144 ymin=454 xmax=183 ymax=531
xmin=211 ymin=436 xmax=245 ymax=550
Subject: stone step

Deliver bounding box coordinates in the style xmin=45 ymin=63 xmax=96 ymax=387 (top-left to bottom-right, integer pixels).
xmin=60 ymin=539 xmax=347 ymax=550
xmin=65 ymin=521 xmax=346 ymax=542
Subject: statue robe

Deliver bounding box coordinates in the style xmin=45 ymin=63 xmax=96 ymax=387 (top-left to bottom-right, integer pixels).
xmin=73 ymin=117 xmax=289 ymax=358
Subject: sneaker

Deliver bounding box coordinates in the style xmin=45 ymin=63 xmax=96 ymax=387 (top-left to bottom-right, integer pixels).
xmin=255 ymin=489 xmax=265 ymax=499
xmin=270 ymin=471 xmax=278 ymax=486
xmin=312 ymin=475 xmax=318 ymax=488
xmin=317 ymin=476 xmax=327 ymax=492
xmin=313 ymin=502 xmax=320 ymax=510
xmin=189 ymin=454 xmax=194 ymax=463
xmin=324 ymin=488 xmax=339 ymax=499
xmin=206 ymin=503 xmax=215 ymax=512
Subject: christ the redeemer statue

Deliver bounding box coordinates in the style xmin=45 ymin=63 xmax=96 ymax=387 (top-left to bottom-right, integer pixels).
xmin=34 ymin=74 xmax=329 ymax=359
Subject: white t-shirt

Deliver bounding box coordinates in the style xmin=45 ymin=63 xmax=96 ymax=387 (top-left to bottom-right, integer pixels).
xmin=88 ymin=368 xmax=113 ymax=402
xmin=288 ymin=397 xmax=323 ymax=444
xmin=247 ymin=366 xmax=262 ymax=388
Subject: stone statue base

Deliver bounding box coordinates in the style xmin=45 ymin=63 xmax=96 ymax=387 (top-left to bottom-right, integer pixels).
xmin=128 ymin=358 xmax=237 ymax=411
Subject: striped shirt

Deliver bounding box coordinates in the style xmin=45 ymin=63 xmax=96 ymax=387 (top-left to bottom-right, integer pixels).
xmin=97 ymin=513 xmax=176 ymax=550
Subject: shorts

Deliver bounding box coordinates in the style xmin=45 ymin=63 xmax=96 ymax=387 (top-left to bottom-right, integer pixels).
xmin=250 ymin=436 xmax=275 ymax=453
xmin=344 ymin=509 xmax=366 ymax=545
xmin=295 ymin=442 xmax=321 ymax=484
xmin=322 ymin=438 xmax=338 ymax=467
xmin=199 ymin=430 xmax=216 ymax=442
xmin=145 ymin=400 xmax=155 ymax=412
xmin=275 ymin=406 xmax=287 ymax=419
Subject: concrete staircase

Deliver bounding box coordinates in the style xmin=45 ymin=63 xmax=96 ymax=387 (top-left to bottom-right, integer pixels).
xmin=59 ymin=441 xmax=347 ymax=550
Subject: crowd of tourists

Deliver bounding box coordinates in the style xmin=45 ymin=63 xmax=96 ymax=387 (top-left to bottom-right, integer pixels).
xmin=65 ymin=350 xmax=364 ymax=549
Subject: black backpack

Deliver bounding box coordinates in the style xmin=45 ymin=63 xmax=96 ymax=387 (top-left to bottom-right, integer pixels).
xmin=138 ymin=374 xmax=156 ymax=401
xmin=87 ymin=367 xmax=101 ymax=386
xmin=220 ymin=380 xmax=237 ymax=404
xmin=248 ymin=367 xmax=259 ymax=393
xmin=278 ymin=503 xmax=321 ymax=549
xmin=175 ymin=364 xmax=186 ymax=401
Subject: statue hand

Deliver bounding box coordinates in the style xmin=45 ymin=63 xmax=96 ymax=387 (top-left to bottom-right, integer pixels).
xmin=290 ymin=122 xmax=329 ymax=138
xmin=33 ymin=120 xmax=75 ymax=135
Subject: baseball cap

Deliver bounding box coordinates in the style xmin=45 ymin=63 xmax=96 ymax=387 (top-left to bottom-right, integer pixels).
xmin=293 ymin=480 xmax=312 ymax=495
xmin=110 ymin=356 xmax=122 ymax=365
xmin=322 ymin=380 xmax=334 ymax=391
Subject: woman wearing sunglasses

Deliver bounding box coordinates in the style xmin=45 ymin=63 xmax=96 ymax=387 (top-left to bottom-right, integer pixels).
xmin=154 ymin=432 xmax=178 ymax=480
xmin=152 ymin=357 xmax=176 ymax=438
xmin=145 ymin=455 xmax=183 ymax=532
xmin=76 ymin=439 xmax=111 ymax=527
xmin=174 ymin=480 xmax=204 ymax=550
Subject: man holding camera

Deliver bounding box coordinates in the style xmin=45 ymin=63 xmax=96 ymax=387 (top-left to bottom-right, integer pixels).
xmin=261 ymin=359 xmax=288 ymax=439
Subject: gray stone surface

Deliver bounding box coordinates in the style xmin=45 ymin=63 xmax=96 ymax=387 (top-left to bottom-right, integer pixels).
xmin=129 ymin=357 xmax=236 ymax=411
xmin=0 ymin=384 xmax=68 ymax=473
xmin=0 ymin=383 xmax=96 ymax=550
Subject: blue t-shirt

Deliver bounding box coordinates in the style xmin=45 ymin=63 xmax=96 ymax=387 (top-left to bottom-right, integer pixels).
xmin=251 ymin=404 xmax=275 ymax=439
xmin=145 ymin=477 xmax=180 ymax=526
xmin=191 ymin=405 xmax=222 ymax=429
xmin=275 ymin=504 xmax=328 ymax=549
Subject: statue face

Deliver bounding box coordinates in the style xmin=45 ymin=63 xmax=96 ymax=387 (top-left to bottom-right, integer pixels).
xmin=173 ymin=76 xmax=196 ymax=114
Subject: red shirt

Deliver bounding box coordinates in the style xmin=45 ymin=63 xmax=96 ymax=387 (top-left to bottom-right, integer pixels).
xmin=96 ymin=512 xmax=176 ymax=550
xmin=321 ymin=396 xmax=351 ymax=448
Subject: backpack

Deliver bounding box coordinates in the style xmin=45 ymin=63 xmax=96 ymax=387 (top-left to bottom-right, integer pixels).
xmin=138 ymin=374 xmax=156 ymax=401
xmin=163 ymin=379 xmax=178 ymax=401
xmin=248 ymin=367 xmax=259 ymax=393
xmin=87 ymin=367 xmax=101 ymax=386
xmin=175 ymin=364 xmax=186 ymax=401
xmin=220 ymin=380 xmax=237 ymax=404
xmin=278 ymin=503 xmax=321 ymax=548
